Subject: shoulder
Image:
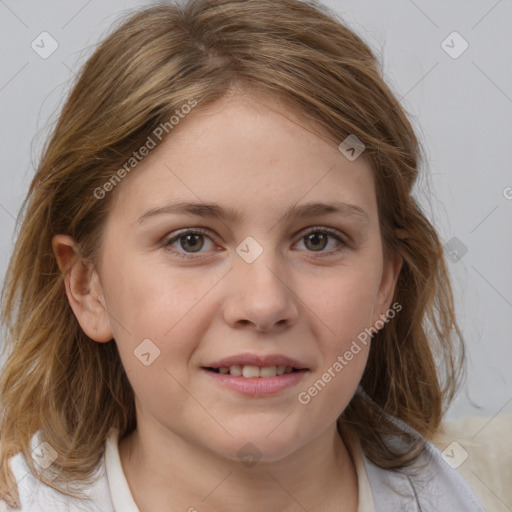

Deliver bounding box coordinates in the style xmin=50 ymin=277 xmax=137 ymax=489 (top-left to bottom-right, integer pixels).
xmin=2 ymin=430 xmax=114 ymax=512
xmin=361 ymin=413 xmax=486 ymax=512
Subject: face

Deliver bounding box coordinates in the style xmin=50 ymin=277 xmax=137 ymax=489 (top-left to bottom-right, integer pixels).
xmin=60 ymin=92 xmax=401 ymax=463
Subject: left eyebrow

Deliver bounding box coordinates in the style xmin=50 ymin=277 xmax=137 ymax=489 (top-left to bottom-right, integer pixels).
xmin=136 ymin=200 xmax=370 ymax=226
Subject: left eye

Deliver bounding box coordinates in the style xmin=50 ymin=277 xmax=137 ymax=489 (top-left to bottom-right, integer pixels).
xmin=163 ymin=227 xmax=346 ymax=258
xmin=295 ymin=228 xmax=345 ymax=253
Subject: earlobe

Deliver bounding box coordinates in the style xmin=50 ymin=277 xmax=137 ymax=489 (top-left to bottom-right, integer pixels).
xmin=52 ymin=234 xmax=113 ymax=343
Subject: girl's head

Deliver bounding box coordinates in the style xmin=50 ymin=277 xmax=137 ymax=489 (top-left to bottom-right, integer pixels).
xmin=1 ymin=0 xmax=463 ymax=506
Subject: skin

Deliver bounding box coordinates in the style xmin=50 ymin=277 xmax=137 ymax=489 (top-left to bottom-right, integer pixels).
xmin=53 ymin=90 xmax=402 ymax=512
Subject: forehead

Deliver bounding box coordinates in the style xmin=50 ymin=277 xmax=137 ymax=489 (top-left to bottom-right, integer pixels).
xmin=106 ymin=92 xmax=377 ymax=226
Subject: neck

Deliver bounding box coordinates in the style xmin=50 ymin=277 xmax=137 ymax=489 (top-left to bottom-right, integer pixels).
xmin=118 ymin=420 xmax=358 ymax=512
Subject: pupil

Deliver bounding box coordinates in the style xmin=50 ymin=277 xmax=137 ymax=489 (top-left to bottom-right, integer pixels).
xmin=182 ymin=234 xmax=203 ymax=252
xmin=306 ymin=233 xmax=326 ymax=251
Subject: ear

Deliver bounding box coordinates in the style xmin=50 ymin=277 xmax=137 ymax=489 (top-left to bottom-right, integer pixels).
xmin=372 ymin=249 xmax=403 ymax=327
xmin=52 ymin=234 xmax=113 ymax=342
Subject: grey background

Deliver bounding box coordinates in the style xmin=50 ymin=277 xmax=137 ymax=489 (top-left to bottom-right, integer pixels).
xmin=0 ymin=0 xmax=511 ymax=420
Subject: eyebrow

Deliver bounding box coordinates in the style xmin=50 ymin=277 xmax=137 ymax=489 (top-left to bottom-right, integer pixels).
xmin=136 ymin=200 xmax=370 ymax=225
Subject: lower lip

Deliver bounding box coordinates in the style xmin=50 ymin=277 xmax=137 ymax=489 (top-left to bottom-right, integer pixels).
xmin=202 ymin=368 xmax=308 ymax=396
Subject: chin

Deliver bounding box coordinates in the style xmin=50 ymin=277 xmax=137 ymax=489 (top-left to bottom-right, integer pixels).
xmin=206 ymin=423 xmax=313 ymax=465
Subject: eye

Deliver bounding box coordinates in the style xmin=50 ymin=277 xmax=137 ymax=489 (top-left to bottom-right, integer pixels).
xmin=163 ymin=228 xmax=216 ymax=258
xmin=294 ymin=227 xmax=347 ymax=256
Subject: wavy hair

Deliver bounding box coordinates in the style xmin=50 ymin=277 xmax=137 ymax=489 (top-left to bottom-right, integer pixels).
xmin=0 ymin=0 xmax=464 ymax=506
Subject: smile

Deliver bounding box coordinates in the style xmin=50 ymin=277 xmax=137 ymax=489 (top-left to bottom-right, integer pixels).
xmin=205 ymin=365 xmax=300 ymax=378
xmin=202 ymin=366 xmax=308 ymax=396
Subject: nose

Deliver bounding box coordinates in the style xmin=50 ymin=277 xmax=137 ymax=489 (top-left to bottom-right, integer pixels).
xmin=222 ymin=248 xmax=299 ymax=333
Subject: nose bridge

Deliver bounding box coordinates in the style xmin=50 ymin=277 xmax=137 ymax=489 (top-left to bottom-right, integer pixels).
xmin=224 ymin=233 xmax=298 ymax=331
xmin=235 ymin=234 xmax=287 ymax=296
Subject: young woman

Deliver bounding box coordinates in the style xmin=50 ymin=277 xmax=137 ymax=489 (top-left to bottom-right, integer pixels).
xmin=0 ymin=0 xmax=484 ymax=510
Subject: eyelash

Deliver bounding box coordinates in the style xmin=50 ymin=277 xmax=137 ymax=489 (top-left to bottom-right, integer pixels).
xmin=161 ymin=226 xmax=348 ymax=260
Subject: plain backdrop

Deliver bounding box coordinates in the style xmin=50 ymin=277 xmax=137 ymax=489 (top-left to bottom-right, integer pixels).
xmin=0 ymin=0 xmax=511 ymax=421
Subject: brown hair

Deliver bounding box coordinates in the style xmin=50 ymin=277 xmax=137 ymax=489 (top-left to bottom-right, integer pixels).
xmin=0 ymin=0 xmax=464 ymax=506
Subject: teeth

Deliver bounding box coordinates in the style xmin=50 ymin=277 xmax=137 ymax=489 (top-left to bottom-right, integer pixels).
xmin=242 ymin=365 xmax=260 ymax=378
xmin=229 ymin=364 xmax=242 ymax=376
xmin=259 ymin=366 xmax=277 ymax=377
xmin=216 ymin=364 xmax=297 ymax=377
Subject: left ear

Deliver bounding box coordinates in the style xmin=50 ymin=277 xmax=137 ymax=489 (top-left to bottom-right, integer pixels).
xmin=372 ymin=249 xmax=403 ymax=326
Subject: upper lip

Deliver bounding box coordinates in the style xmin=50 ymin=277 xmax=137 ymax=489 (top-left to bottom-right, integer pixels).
xmin=204 ymin=353 xmax=309 ymax=370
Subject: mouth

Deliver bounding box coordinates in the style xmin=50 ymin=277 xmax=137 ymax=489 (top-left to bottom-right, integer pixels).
xmin=203 ymin=365 xmax=305 ymax=378
xmin=201 ymin=354 xmax=309 ymax=395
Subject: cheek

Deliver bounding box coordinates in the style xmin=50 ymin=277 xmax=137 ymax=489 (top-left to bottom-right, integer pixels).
xmin=297 ymin=271 xmax=375 ymax=420
xmin=297 ymin=260 xmax=379 ymax=414
xmin=104 ymin=247 xmax=208 ymax=323
xmin=296 ymin=348 xmax=368 ymax=432
xmin=101 ymin=251 xmax=222 ymax=374
xmin=310 ymin=261 xmax=383 ymax=343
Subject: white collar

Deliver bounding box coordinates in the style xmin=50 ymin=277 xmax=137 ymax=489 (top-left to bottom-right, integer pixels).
xmin=105 ymin=428 xmax=141 ymax=512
